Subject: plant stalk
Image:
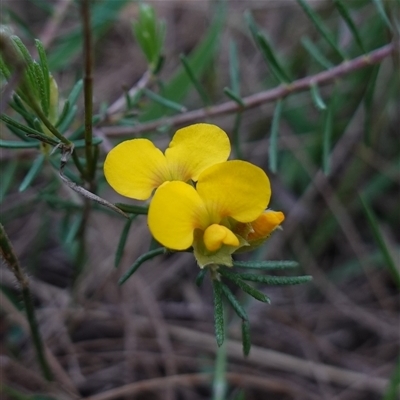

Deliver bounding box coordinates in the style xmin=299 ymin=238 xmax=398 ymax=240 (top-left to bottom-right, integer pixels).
xmin=0 ymin=222 xmax=53 ymax=381
xmin=81 ymin=0 xmax=95 ymax=181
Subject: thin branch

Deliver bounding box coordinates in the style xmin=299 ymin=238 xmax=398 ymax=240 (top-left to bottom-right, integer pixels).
xmin=58 ymin=146 xmax=128 ymax=218
xmin=0 ymin=291 xmax=80 ymax=396
xmin=102 ymin=42 xmax=398 ymax=137
xmin=0 ymin=223 xmax=53 ymax=381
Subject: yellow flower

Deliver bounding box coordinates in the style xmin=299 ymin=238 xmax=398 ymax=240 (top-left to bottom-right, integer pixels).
xmin=104 ymin=123 xmax=230 ymax=200
xmin=148 ymin=160 xmax=275 ymax=267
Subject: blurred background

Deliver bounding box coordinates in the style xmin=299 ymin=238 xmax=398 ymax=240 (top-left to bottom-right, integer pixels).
xmin=0 ymin=1 xmax=399 ymax=399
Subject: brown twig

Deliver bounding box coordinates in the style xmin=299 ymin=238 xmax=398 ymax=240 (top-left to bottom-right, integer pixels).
xmin=83 ymin=372 xmax=312 ymax=400
xmin=58 ymin=146 xmax=128 ymax=218
xmin=101 ymin=42 xmax=398 ymax=137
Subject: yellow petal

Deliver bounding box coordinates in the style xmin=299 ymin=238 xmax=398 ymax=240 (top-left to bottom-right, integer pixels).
xmin=104 ymin=139 xmax=170 ymax=200
xmin=203 ymin=224 xmax=239 ymax=252
xmin=148 ymin=181 xmax=208 ymax=250
xmin=197 ymin=160 xmax=271 ymax=223
xmin=165 ymin=124 xmax=230 ymax=181
xmin=248 ymin=210 xmax=285 ymax=241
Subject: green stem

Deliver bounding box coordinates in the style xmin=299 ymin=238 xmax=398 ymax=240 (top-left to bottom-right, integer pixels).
xmin=0 ymin=223 xmax=53 ymax=381
xmin=21 ymin=286 xmax=53 ymax=381
xmin=81 ymin=0 xmax=94 ymax=180
xmin=25 ymin=93 xmax=71 ymax=146
xmin=212 ymin=336 xmax=227 ymax=400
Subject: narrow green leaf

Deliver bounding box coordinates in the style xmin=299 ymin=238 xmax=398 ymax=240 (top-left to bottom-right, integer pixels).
xmin=223 ymin=87 xmax=245 ymax=107
xmin=322 ymin=102 xmax=333 ymax=175
xmin=115 ymin=215 xmax=137 ymax=268
xmin=212 ymin=280 xmax=225 ymax=347
xmin=237 ymin=273 xmax=313 ymax=286
xmin=245 ymin=12 xmax=291 ymax=83
xmin=364 ymin=65 xmax=380 ymax=146
xmin=269 ymin=99 xmax=283 ymax=173
xmin=301 ymin=37 xmax=334 ymax=69
xmin=241 ymin=320 xmax=251 ymax=356
xmin=359 ymin=195 xmax=400 ymax=288
xmin=382 ymin=357 xmax=400 ymax=400
xmin=32 ymin=118 xmax=44 ymax=134
xmin=232 ymin=390 xmax=245 ymax=400
xmin=256 ymin=32 xmax=291 ymax=84
xmin=114 ymin=203 xmax=149 ymax=215
xmin=296 ymin=0 xmax=347 ymax=60
xmin=212 ymin=336 xmax=227 ymax=400
xmin=244 ymin=10 xmax=262 ymax=49
xmin=5 ymin=125 xmax=32 ymax=142
xmin=5 ymin=8 xmax=38 ymax=38
xmin=18 ymin=154 xmax=45 ymax=192
xmin=65 ymin=214 xmax=83 ymax=245
xmin=132 ymin=3 xmax=164 ymax=71
xmin=10 ymin=95 xmax=37 ymax=128
xmin=219 ymin=269 xmax=271 ymax=303
xmin=133 ymin=4 xmax=157 ymax=64
xmin=372 ymin=0 xmax=393 ymax=31
xmin=180 ymin=54 xmax=211 ymax=106
xmin=68 ymin=115 xmax=101 ymax=141
xmin=229 ymin=40 xmax=240 ymax=95
xmin=220 ymin=283 xmax=248 ymax=321
xmin=143 ymin=88 xmax=187 ymax=113
xmin=10 ymin=35 xmax=33 ymax=66
xmin=0 ymin=114 xmax=52 ymax=139
xmin=310 ymin=82 xmax=327 ymax=110
xmin=41 ymin=194 xmax=82 ymax=211
xmin=118 ymin=247 xmax=166 ymax=285
xmin=57 ymin=105 xmax=77 ymax=133
xmin=26 ymin=132 xmax=59 ymax=147
xmin=1 ymin=384 xmax=34 ymax=400
xmin=152 ymin=54 xmax=165 ymax=76
xmin=67 ymin=79 xmax=83 ymax=106
xmin=233 ymin=260 xmax=300 ymax=270
xmin=0 ymin=159 xmax=18 ymax=202
xmin=55 ymin=100 xmax=70 ymax=128
xmin=0 ymin=140 xmax=40 ymax=149
xmin=124 ymin=88 xmax=133 ymax=110
xmin=232 ymin=112 xmax=243 ymax=160
xmin=127 ymin=87 xmax=144 ymax=110
xmin=35 ymin=40 xmax=50 ymax=108
xmin=195 ymin=268 xmax=208 ymax=287
xmin=73 ymin=137 xmax=102 ymax=148
xmin=10 ymin=36 xmax=37 ymax=92
xmin=0 ymin=52 xmax=11 ymax=79
xmin=333 ymin=0 xmax=366 ymax=53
